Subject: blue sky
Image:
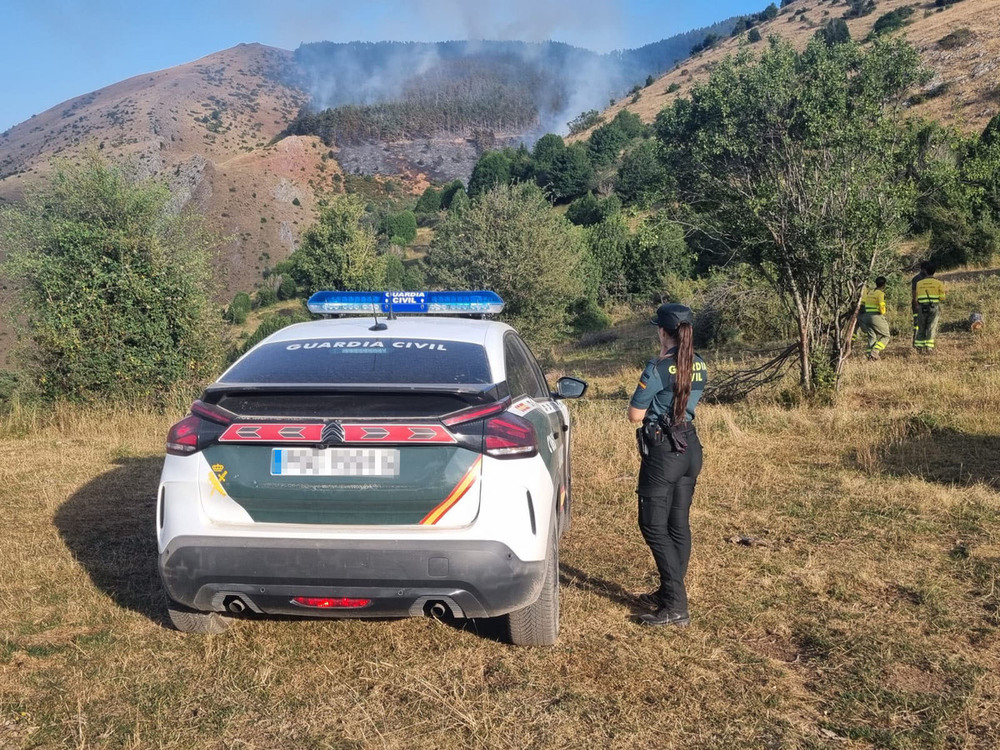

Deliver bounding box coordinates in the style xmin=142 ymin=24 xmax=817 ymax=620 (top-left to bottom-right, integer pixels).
xmin=1 ymin=0 xmax=767 ymax=133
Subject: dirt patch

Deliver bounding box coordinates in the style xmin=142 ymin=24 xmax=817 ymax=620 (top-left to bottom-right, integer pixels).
xmin=887 ymin=665 xmax=948 ymax=694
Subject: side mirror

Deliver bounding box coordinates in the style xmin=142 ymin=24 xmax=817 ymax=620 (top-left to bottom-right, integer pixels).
xmin=554 ymin=376 xmax=588 ymax=399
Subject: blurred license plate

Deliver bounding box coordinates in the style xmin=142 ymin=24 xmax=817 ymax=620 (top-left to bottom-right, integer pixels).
xmin=271 ymin=448 xmax=400 ymax=477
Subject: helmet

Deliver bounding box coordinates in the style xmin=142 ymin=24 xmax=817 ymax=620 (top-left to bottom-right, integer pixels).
xmin=650 ymin=303 xmax=693 ymax=332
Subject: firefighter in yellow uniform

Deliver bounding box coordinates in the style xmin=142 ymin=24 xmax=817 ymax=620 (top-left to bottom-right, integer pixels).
xmin=858 ymin=276 xmax=890 ymax=360
xmin=914 ymin=263 xmax=946 ymax=353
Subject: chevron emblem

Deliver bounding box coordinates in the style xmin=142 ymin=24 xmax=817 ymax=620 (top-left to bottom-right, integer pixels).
xmin=320 ymin=422 xmax=345 ymax=446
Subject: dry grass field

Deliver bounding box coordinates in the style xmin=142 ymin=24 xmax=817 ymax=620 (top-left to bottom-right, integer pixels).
xmin=2 ymin=274 xmax=1000 ymax=748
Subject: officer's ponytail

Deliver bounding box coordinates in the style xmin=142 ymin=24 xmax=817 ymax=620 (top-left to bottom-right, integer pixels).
xmin=672 ymin=321 xmax=694 ymax=424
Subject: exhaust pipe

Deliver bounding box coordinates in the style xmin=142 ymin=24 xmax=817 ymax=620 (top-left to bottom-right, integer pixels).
xmin=224 ymin=596 xmax=247 ymax=614
xmin=426 ymin=601 xmax=449 ymax=619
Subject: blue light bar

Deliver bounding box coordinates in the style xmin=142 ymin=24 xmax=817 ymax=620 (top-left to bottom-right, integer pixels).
xmin=307 ymin=291 xmax=505 ymax=316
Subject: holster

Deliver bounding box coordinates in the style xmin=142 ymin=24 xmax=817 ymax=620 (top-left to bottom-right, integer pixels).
xmin=667 ymin=423 xmax=689 ymax=454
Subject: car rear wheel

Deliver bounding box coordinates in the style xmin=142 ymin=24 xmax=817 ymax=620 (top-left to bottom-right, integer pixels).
xmin=167 ymin=604 xmax=230 ymax=634
xmin=506 ymin=531 xmax=559 ymax=646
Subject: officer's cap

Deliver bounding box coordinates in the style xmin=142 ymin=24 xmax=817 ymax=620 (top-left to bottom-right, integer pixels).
xmin=650 ymin=303 xmax=693 ymax=331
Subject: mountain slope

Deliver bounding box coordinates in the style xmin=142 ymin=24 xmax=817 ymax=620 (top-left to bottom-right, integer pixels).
xmin=0 ymin=43 xmax=330 ymax=293
xmin=572 ymin=0 xmax=1000 ymax=140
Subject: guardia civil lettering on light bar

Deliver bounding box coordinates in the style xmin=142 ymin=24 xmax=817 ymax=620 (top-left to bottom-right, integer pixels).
xmin=306 ymin=290 xmax=504 ymax=316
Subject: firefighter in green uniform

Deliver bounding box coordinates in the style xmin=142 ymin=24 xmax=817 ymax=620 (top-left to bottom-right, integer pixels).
xmin=910 ymin=261 xmax=929 ymax=346
xmin=914 ymin=263 xmax=946 ymax=353
xmin=858 ymin=276 xmax=890 ymax=360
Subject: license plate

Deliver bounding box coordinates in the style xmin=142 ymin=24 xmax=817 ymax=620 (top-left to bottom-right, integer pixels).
xmin=271 ymin=448 xmax=400 ymax=477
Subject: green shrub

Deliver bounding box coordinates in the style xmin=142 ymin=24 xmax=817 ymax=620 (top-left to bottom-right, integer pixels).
xmin=0 ymin=154 xmax=221 ymax=402
xmin=384 ymin=254 xmax=405 ymax=289
xmin=569 ymin=297 xmax=611 ymax=333
xmin=255 ymin=286 xmax=277 ymax=308
xmin=277 ymin=275 xmax=297 ymax=301
xmin=871 ymin=8 xmax=914 ymax=36
xmin=381 ymin=210 xmax=417 ymax=245
xmin=938 ymin=28 xmax=973 ymax=49
xmin=227 ymin=291 xmax=252 ymax=324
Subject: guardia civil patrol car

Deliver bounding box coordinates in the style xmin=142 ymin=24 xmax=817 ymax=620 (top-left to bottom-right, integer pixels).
xmin=158 ymin=291 xmax=586 ymax=646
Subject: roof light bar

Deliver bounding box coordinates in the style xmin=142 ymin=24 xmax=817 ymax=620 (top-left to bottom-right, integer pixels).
xmin=306 ymin=291 xmax=504 ymax=316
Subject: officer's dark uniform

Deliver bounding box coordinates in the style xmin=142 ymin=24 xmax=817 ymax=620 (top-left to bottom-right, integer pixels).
xmin=629 ymin=316 xmax=707 ymax=622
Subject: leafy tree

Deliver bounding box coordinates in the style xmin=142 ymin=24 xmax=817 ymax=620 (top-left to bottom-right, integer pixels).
xmin=381 ymin=210 xmax=417 ymax=245
xmin=761 ymin=3 xmax=779 ymax=21
xmin=567 ymin=192 xmax=622 ymax=227
xmin=567 ymin=109 xmax=603 ymax=135
xmin=586 ymin=214 xmax=632 ymax=301
xmin=277 ymin=275 xmax=297 ymax=301
xmin=532 ymin=134 xmax=566 ymax=186
xmin=612 ymin=110 xmax=645 ymax=139
xmin=566 ymin=192 xmax=602 ymax=227
xmin=645 ymin=75 xmax=656 ymax=88
xmin=911 ymin=122 xmax=1000 ymax=267
xmin=748 ymin=28 xmax=763 ymax=44
xmin=384 ymin=253 xmax=406 ymax=289
xmin=588 ymin=120 xmax=630 ymax=167
xmin=0 ymin=154 xmax=222 ymax=402
xmin=439 ymin=180 xmax=466 ymax=209
xmin=428 ymin=182 xmax=585 ymax=344
xmin=547 ymin=143 xmax=595 ymax=202
xmin=447 ymin=188 xmax=471 ymax=214
xmin=468 ymin=151 xmax=512 ymax=197
xmin=288 ymin=195 xmax=387 ymax=293
xmin=415 ymin=186 xmax=443 ymax=214
xmin=628 ymin=216 xmax=694 ymax=294
xmin=843 ymin=0 xmax=876 ymax=18
xmin=616 ymin=139 xmax=668 ymax=207
xmin=816 ymin=19 xmax=851 ymax=46
xmin=656 ymin=38 xmax=926 ymax=391
xmin=505 ymin=144 xmax=535 ymax=182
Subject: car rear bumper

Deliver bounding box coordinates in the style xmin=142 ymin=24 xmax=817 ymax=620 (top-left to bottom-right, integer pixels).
xmin=159 ymin=536 xmax=546 ymax=619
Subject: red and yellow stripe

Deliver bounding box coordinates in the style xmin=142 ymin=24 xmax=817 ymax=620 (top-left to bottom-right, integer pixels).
xmin=419 ymin=456 xmax=482 ymax=525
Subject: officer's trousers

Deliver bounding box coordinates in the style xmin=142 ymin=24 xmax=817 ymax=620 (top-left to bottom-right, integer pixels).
xmin=915 ymin=304 xmax=940 ymax=350
xmin=637 ymin=425 xmax=703 ymax=613
xmin=858 ymin=313 xmax=890 ymax=357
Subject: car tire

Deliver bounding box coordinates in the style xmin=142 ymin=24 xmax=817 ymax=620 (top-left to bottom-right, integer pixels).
xmin=167 ymin=604 xmax=230 ymax=634
xmin=506 ymin=532 xmax=559 ymax=646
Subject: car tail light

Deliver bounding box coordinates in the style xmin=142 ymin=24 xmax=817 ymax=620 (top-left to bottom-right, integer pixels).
xmin=485 ymin=413 xmax=537 ymax=459
xmin=291 ymin=596 xmax=371 ymax=609
xmin=441 ymin=398 xmax=511 ymax=427
xmin=165 ymin=401 xmax=233 ymax=456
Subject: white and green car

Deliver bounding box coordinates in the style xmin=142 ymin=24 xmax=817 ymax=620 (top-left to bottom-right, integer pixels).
xmin=158 ymin=291 xmax=586 ymax=646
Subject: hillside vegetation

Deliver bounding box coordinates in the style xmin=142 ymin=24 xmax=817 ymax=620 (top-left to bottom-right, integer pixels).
xmin=1 ymin=273 xmax=998 ymax=748
xmin=575 ymin=0 xmax=1000 ymax=139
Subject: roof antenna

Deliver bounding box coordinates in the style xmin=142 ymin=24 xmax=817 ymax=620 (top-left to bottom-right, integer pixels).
xmin=369 ymin=302 xmax=387 ymax=332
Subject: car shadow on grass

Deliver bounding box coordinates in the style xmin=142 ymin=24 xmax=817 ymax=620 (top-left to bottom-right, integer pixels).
xmin=559 ymin=562 xmax=645 ymax=610
xmin=53 ymin=456 xmax=168 ymax=625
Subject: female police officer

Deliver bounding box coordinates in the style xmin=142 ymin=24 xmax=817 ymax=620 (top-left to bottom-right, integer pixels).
xmin=627 ymin=303 xmax=706 ymax=627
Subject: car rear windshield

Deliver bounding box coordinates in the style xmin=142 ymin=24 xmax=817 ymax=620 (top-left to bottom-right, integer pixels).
xmin=219 ymin=338 xmax=493 ymax=385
